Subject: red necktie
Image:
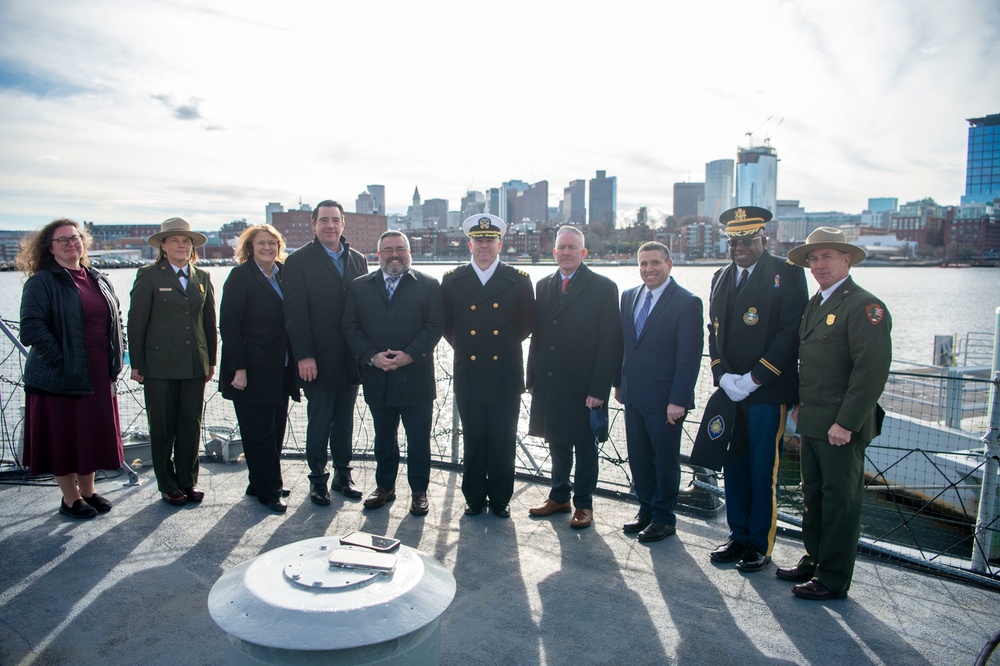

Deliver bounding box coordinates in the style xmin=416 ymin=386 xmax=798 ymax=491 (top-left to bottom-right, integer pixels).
xmin=561 ymin=276 xmax=570 ymax=293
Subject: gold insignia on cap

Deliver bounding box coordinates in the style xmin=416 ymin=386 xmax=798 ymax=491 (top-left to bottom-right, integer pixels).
xmin=478 ymin=217 xmax=491 ymax=230
xmin=735 ymin=208 xmax=747 ymax=221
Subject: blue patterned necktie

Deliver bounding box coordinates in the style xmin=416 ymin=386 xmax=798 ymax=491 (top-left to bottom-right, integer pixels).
xmin=635 ymin=290 xmax=652 ymax=337
xmin=386 ymin=275 xmax=400 ymax=301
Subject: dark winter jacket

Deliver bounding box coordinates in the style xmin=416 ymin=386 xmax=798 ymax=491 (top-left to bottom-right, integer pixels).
xmin=20 ymin=264 xmax=125 ymax=394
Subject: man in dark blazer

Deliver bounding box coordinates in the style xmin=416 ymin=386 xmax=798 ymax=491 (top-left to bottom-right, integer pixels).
xmin=282 ymin=200 xmax=369 ymax=505
xmin=526 ymin=226 xmax=622 ymax=529
xmin=777 ymin=227 xmax=891 ymax=600
xmin=614 ymin=241 xmax=703 ymax=542
xmin=128 ymin=217 xmax=216 ymax=506
xmin=343 ymin=231 xmax=444 ymax=517
xmin=697 ymin=206 xmax=808 ymax=572
xmin=441 ymin=214 xmax=534 ymax=518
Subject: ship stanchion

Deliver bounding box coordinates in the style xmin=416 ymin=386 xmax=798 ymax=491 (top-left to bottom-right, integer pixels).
xmin=971 ymin=306 xmax=1000 ymax=573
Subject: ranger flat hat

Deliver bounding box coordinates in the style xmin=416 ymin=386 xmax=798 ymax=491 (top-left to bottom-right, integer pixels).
xmin=462 ymin=214 xmax=506 ymax=239
xmin=719 ymin=206 xmax=772 ymax=237
xmin=146 ymin=217 xmax=208 ymax=248
xmin=787 ymin=226 xmax=867 ymax=268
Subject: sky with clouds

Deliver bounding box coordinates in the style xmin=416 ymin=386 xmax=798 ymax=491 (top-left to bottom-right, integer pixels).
xmin=1 ymin=0 xmax=998 ymax=231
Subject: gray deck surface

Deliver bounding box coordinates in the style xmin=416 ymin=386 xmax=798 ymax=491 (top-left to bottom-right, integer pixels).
xmin=1 ymin=458 xmax=997 ymax=665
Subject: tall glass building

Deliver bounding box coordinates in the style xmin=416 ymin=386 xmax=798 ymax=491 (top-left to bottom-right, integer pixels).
xmin=589 ymin=170 xmax=616 ymax=226
xmin=704 ymin=159 xmax=735 ymax=221
xmin=736 ymin=144 xmax=778 ymax=215
xmin=962 ymin=113 xmax=1000 ymax=205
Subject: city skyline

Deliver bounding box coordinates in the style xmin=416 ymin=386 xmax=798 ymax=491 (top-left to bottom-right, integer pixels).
xmin=1 ymin=1 xmax=998 ymax=231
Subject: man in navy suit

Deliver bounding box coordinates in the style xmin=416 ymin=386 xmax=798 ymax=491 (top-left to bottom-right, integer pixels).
xmin=615 ymin=241 xmax=703 ymax=542
xmin=343 ymin=231 xmax=444 ymax=516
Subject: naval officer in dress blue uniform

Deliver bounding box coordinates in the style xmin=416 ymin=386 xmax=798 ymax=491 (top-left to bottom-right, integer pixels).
xmin=441 ymin=214 xmax=535 ymax=517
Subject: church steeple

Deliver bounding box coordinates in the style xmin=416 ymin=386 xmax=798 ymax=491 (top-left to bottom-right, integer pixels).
xmin=412 ymin=186 xmax=421 ymax=206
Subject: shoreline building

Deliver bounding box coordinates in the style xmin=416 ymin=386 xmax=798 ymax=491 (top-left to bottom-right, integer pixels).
xmin=561 ymin=179 xmax=586 ymax=224
xmin=589 ymin=170 xmax=616 ymax=226
xmin=673 ymin=182 xmax=704 ymax=221
xmin=736 ymin=142 xmax=778 ymax=215
xmin=961 ymin=113 xmax=1000 ymax=205
xmin=704 ymin=159 xmax=734 ymax=222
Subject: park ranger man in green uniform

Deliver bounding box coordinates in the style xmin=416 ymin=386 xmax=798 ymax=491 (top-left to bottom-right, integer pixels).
xmin=777 ymin=227 xmax=892 ymax=600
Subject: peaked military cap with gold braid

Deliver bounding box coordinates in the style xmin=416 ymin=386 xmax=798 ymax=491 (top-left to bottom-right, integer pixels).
xmin=719 ymin=206 xmax=772 ymax=237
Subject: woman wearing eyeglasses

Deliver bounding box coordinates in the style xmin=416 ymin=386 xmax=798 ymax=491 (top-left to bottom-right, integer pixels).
xmin=17 ymin=218 xmax=125 ymax=519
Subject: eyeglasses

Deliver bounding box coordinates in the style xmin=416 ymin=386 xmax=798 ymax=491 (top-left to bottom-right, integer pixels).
xmin=53 ymin=235 xmax=84 ymax=247
xmin=727 ymin=236 xmax=763 ymax=248
xmin=378 ymin=247 xmax=410 ymax=256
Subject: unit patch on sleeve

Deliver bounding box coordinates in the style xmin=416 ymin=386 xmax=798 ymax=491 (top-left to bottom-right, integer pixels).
xmin=865 ymin=303 xmax=885 ymax=325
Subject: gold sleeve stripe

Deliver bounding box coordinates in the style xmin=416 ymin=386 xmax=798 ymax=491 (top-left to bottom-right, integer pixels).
xmin=760 ymin=358 xmax=781 ymax=375
xmin=710 ymin=359 xmax=721 ymax=367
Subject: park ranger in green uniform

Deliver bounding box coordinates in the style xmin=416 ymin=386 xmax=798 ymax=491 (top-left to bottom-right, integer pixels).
xmin=778 ymin=227 xmax=892 ymax=600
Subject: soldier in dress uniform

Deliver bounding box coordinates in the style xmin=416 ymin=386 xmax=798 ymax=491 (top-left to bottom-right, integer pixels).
xmin=441 ymin=214 xmax=535 ymax=517
xmin=697 ymin=206 xmax=808 ymax=572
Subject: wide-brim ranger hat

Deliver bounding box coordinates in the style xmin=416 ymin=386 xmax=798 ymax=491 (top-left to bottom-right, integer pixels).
xmin=146 ymin=217 xmax=208 ymax=248
xmin=787 ymin=226 xmax=867 ymax=268
xmin=462 ymin=214 xmax=506 ymax=239
xmin=719 ymin=206 xmax=772 ymax=237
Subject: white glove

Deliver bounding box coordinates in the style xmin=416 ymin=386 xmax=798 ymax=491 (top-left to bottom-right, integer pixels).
xmin=719 ymin=373 xmax=750 ymax=402
xmin=735 ymin=371 xmax=761 ymax=395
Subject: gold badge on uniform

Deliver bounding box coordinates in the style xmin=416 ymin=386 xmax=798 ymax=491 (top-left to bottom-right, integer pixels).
xmin=713 ymin=316 xmax=719 ymax=336
xmin=742 ymin=307 xmax=759 ymax=326
xmin=199 ymin=283 xmax=204 ymax=293
xmin=826 ymin=314 xmax=836 ymax=326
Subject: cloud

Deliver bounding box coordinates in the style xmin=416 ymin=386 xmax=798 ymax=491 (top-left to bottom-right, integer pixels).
xmin=152 ymin=94 xmax=204 ymax=121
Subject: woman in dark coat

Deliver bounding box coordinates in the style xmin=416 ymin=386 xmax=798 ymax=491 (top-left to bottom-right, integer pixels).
xmin=220 ymin=224 xmax=299 ymax=512
xmin=18 ymin=218 xmax=125 ymax=519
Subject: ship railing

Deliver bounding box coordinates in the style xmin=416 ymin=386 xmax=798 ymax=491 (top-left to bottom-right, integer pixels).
xmin=0 ymin=317 xmax=997 ymax=588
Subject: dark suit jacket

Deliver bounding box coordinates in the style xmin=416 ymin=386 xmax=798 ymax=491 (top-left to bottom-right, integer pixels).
xmin=618 ymin=279 xmax=703 ymax=414
xmin=797 ymin=276 xmax=892 ymax=443
xmin=707 ymin=250 xmax=808 ymax=405
xmin=526 ymin=264 xmax=622 ymax=442
xmin=219 ymin=260 xmax=299 ymax=406
xmin=441 ymin=262 xmax=534 ymax=403
xmin=282 ymin=237 xmax=368 ymax=390
xmin=127 ymin=259 xmax=217 ymax=379
xmin=343 ymin=267 xmax=444 ymax=407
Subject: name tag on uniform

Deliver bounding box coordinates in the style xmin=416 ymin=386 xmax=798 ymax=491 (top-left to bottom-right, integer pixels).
xmin=159 ymin=288 xmax=172 ymax=292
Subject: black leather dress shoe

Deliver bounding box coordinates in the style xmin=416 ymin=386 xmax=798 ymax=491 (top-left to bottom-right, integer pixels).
xmin=246 ymin=486 xmax=291 ymax=498
xmin=60 ymin=499 xmax=98 ymax=519
xmin=776 ymin=562 xmax=816 ymax=583
xmin=264 ymin=498 xmax=287 ymax=513
xmin=182 ymin=487 xmax=204 ymax=502
xmin=331 ymin=474 xmax=363 ymax=499
xmin=83 ymin=493 xmax=113 ymax=513
xmin=492 ymin=504 xmax=511 ymax=518
xmin=161 ymin=490 xmax=187 ymax=506
xmin=735 ymin=546 xmax=771 ymax=573
xmin=410 ymin=491 xmax=429 ymax=516
xmin=464 ymin=503 xmax=483 ymax=515
xmin=709 ymin=538 xmax=748 ymax=563
xmin=310 ymin=483 xmax=331 ymax=505
xmin=637 ymin=521 xmax=676 ymax=542
xmin=623 ymin=513 xmax=652 ymax=534
xmin=792 ymin=579 xmax=847 ymax=600
xmin=363 ymin=487 xmax=396 ymax=509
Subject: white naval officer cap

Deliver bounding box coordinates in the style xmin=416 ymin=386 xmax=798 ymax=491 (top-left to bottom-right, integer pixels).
xmin=462 ymin=214 xmax=506 ymax=239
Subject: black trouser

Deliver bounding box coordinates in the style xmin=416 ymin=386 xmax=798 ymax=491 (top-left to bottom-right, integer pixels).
xmin=234 ymin=398 xmax=289 ymax=504
xmin=456 ymin=394 xmax=519 ymax=507
xmin=303 ymin=385 xmax=358 ymax=485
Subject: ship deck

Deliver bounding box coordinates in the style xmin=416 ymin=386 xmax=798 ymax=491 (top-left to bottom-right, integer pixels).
xmin=0 ymin=458 xmax=997 ymax=665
